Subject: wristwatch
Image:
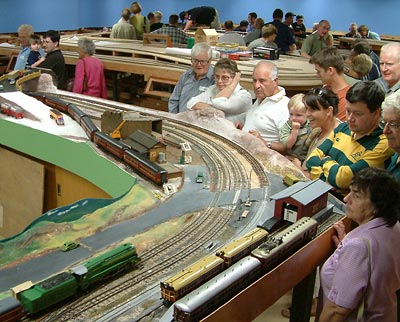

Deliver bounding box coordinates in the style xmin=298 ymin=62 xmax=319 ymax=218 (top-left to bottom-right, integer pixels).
xmin=266 ymin=142 xmax=272 ymax=149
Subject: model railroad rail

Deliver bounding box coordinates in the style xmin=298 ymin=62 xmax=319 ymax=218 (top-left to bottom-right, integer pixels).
xmin=164 ymin=125 xmax=247 ymax=192
xmin=58 ymin=37 xmax=323 ymax=91
xmin=197 ymin=125 xmax=269 ymax=188
xmin=42 ymin=204 xmax=235 ymax=322
xmin=32 ymin=92 xmax=268 ymax=192
xmin=18 ymin=92 xmax=272 ymax=321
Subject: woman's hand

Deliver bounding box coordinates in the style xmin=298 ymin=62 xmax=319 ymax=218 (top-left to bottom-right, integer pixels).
xmin=231 ymin=71 xmax=241 ymax=87
xmin=332 ymin=221 xmax=346 ymax=247
xmin=248 ymin=129 xmax=262 ymax=139
xmin=191 ymin=102 xmax=212 ymax=110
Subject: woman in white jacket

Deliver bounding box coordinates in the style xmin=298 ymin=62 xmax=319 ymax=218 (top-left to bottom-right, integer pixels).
xmin=187 ymin=58 xmax=252 ymax=123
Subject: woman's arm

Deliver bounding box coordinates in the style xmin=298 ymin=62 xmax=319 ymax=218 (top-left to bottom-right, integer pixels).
xmin=319 ymin=300 xmax=352 ymax=322
xmin=186 ymin=86 xmax=214 ymax=110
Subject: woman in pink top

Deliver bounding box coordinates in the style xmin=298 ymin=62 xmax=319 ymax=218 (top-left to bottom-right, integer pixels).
xmin=73 ymin=38 xmax=107 ymax=99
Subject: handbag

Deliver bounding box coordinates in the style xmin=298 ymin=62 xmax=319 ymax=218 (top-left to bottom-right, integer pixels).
xmin=82 ymin=58 xmax=88 ymax=92
xmin=357 ymin=238 xmax=371 ymax=322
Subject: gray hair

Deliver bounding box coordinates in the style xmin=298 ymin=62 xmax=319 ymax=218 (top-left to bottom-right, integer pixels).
xmin=191 ymin=42 xmax=213 ymax=60
xmin=18 ymin=24 xmax=33 ymax=35
xmin=255 ymin=61 xmax=279 ymax=80
xmin=78 ymin=38 xmax=96 ymax=56
xmin=381 ymin=42 xmax=400 ymax=62
xmin=154 ymin=11 xmax=163 ymax=20
xmin=382 ymin=91 xmax=400 ymax=116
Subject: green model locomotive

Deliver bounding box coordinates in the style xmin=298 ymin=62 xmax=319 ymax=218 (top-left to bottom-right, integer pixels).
xmin=20 ymin=243 xmax=139 ymax=314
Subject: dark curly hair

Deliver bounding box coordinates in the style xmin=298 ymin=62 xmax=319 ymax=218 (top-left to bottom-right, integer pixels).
xmin=350 ymin=167 xmax=400 ymax=226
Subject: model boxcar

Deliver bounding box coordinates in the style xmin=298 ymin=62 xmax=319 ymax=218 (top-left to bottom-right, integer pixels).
xmin=0 ymin=103 xmax=24 ymax=119
xmin=161 ymin=255 xmax=225 ymax=303
xmin=215 ymin=227 xmax=269 ymax=266
xmin=0 ymin=296 xmax=24 ymax=322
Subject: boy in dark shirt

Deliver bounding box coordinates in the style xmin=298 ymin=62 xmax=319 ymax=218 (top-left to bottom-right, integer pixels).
xmin=27 ymin=34 xmax=45 ymax=67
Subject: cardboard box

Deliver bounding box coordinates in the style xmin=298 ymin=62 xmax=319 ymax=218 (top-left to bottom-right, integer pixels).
xmin=215 ymin=43 xmax=240 ymax=52
xmin=194 ymin=28 xmax=219 ymax=46
xmin=253 ymin=47 xmax=280 ymax=60
xmin=228 ymin=51 xmax=253 ymax=61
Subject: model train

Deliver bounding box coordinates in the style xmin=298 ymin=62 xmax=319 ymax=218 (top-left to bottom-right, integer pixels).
xmin=0 ymin=243 xmax=140 ymax=321
xmin=173 ymin=217 xmax=318 ymax=322
xmin=0 ymin=102 xmax=24 ymax=119
xmin=0 ymin=297 xmax=25 ymax=322
xmin=160 ymin=227 xmax=269 ymax=304
xmin=28 ymin=93 xmax=167 ymax=186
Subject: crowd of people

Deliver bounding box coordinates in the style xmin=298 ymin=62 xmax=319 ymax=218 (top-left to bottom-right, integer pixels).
xmin=168 ymin=31 xmax=400 ymax=322
xmin=10 ymin=5 xmax=400 ymax=321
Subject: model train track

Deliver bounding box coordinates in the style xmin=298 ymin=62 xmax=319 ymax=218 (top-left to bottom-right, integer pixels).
xmin=164 ymin=125 xmax=246 ymax=192
xmin=42 ymin=201 xmax=235 ymax=321
xmin=34 ymin=91 xmax=269 ymax=191
xmin=21 ymin=92 xmax=271 ymax=321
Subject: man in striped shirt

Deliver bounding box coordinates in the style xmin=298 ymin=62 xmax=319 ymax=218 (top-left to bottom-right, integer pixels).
xmin=306 ymin=81 xmax=393 ymax=195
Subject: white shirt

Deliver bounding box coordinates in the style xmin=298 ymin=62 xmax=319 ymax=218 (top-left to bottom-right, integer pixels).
xmin=187 ymin=84 xmax=252 ymax=123
xmin=242 ymin=86 xmax=289 ymax=141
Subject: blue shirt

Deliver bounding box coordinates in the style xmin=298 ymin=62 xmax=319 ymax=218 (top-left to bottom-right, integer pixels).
xmin=15 ymin=46 xmax=45 ymax=70
xmin=168 ymin=66 xmax=214 ymax=113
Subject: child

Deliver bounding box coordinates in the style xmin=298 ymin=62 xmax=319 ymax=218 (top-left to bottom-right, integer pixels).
xmin=247 ymin=24 xmax=278 ymax=50
xmin=27 ymin=34 xmax=45 ymax=67
xmin=279 ymin=93 xmax=315 ymax=163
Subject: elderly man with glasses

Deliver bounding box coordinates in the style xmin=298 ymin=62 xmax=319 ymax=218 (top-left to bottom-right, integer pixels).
xmin=168 ymin=42 xmax=214 ymax=113
xmin=306 ymin=81 xmax=393 ymax=196
xmin=382 ymin=91 xmax=400 ymax=180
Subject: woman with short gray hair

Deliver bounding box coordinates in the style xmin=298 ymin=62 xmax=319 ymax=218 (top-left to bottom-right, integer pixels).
xmin=72 ymin=38 xmax=107 ymax=98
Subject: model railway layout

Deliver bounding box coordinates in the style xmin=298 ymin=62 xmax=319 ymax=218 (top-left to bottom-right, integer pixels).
xmin=0 ymin=91 xmax=345 ymax=321
xmin=28 ymin=93 xmax=168 ymax=186
xmin=171 ymin=217 xmax=318 ymax=322
xmin=0 ymin=243 xmax=139 ymax=322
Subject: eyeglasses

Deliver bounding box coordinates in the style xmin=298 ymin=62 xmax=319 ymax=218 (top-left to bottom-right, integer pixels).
xmin=379 ymin=62 xmax=397 ymax=69
xmin=379 ymin=119 xmax=400 ymax=130
xmin=191 ymin=58 xmax=210 ymax=66
xmin=213 ymin=75 xmax=232 ymax=82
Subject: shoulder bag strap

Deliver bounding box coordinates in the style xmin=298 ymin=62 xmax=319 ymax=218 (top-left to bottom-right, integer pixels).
xmin=357 ymin=238 xmax=371 ymax=322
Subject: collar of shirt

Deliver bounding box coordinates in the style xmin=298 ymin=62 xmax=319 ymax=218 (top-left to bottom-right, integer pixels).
xmin=188 ymin=65 xmax=214 ymax=81
xmin=351 ymin=125 xmax=382 ymax=141
xmin=389 ymin=80 xmax=400 ymax=94
xmin=259 ymin=86 xmax=287 ymax=104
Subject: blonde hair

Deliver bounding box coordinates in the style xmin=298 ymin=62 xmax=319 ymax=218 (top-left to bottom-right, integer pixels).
xmin=261 ymin=24 xmax=278 ymax=38
xmin=353 ymin=53 xmax=372 ymax=76
xmin=288 ymin=93 xmax=306 ymax=112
